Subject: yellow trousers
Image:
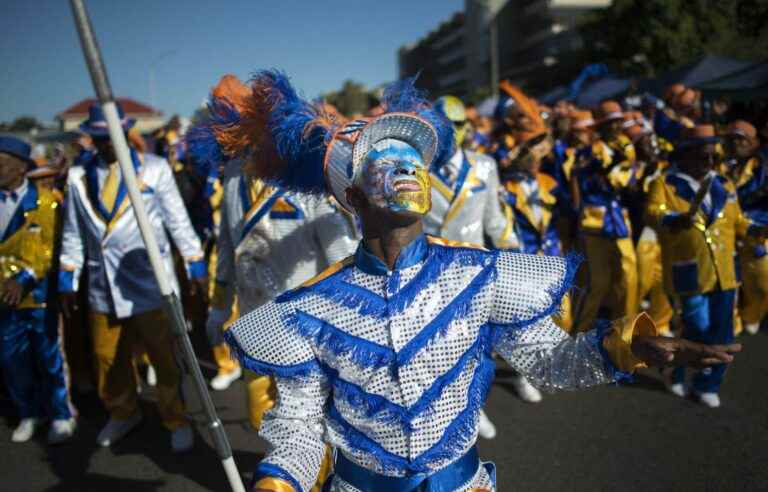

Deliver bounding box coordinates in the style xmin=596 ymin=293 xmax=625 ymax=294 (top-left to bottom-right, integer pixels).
xmin=90 ymin=309 xmax=187 ymax=430
xmin=740 ymin=243 xmax=768 ymax=325
xmin=636 ymin=237 xmax=673 ymax=334
xmin=212 ymin=302 xmax=241 ymax=376
xmin=576 ymin=235 xmax=638 ymax=332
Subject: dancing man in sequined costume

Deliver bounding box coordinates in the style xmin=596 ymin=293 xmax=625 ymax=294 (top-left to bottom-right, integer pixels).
xmin=191 ymin=71 xmax=741 ymax=492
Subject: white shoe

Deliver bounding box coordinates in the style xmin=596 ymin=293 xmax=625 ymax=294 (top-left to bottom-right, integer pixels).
xmin=96 ymin=412 xmax=143 ymax=447
xmin=48 ymin=418 xmax=77 ymax=444
xmin=697 ymin=392 xmax=721 ymax=408
xmin=146 ymin=365 xmax=157 ymax=387
xmin=512 ymin=376 xmax=542 ymax=403
xmin=745 ymin=323 xmax=760 ymax=335
xmin=210 ymin=366 xmax=242 ymax=391
xmin=11 ymin=418 xmax=39 ymax=443
xmin=171 ymin=425 xmax=194 ymax=453
xmin=668 ymin=383 xmax=686 ymax=398
xmin=476 ymin=410 xmax=497 ymax=440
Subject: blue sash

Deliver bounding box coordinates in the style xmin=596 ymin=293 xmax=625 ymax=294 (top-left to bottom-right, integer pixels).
xmin=330 ymin=446 xmax=482 ymax=492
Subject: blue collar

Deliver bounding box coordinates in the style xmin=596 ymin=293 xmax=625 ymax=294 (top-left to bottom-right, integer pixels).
xmin=2 ymin=181 xmax=39 ymax=242
xmin=354 ymin=234 xmax=429 ymax=276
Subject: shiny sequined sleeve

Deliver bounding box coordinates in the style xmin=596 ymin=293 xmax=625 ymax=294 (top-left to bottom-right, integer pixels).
xmin=490 ymin=252 xmax=615 ymax=390
xmin=226 ymin=300 xmax=329 ymax=490
xmin=254 ymin=376 xmax=330 ymax=492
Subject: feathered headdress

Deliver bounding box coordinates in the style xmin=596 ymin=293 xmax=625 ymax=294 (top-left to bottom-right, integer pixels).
xmin=186 ymin=71 xmax=452 ymax=212
xmin=494 ymin=81 xmax=547 ymax=144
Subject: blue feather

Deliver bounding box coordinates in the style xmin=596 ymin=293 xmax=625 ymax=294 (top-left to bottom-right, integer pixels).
xmin=383 ymin=76 xmax=454 ymax=167
xmin=252 ymin=69 xmax=330 ymax=195
xmin=185 ymin=96 xmax=242 ymax=178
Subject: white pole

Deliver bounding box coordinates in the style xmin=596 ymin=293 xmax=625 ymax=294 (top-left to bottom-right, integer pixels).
xmin=69 ymin=2 xmax=245 ymax=491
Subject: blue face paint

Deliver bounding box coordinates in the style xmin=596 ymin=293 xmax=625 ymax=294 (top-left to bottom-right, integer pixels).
xmin=358 ymin=139 xmax=431 ymax=215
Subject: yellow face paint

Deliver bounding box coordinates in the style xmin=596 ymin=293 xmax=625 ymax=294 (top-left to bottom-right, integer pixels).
xmin=359 ymin=139 xmax=432 ymax=215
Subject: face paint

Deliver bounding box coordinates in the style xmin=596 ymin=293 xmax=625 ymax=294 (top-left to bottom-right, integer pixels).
xmin=358 ymin=139 xmax=431 ymax=215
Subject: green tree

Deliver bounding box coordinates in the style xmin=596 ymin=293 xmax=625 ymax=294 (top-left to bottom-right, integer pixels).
xmin=579 ymin=0 xmax=768 ymax=76
xmin=324 ymin=80 xmax=373 ymax=117
xmin=9 ymin=116 xmax=42 ymax=132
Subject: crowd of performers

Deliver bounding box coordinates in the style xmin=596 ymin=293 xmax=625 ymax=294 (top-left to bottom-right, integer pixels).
xmin=0 ymin=70 xmax=762 ymax=491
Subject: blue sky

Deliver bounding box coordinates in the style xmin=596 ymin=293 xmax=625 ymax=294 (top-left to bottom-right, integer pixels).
xmin=0 ymin=0 xmax=463 ymax=123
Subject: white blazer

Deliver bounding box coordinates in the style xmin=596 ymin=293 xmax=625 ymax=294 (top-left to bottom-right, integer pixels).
xmin=59 ymin=152 xmax=205 ymax=318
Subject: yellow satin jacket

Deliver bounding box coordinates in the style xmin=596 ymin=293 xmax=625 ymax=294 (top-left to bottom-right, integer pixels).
xmin=0 ymin=182 xmax=58 ymax=309
xmin=646 ymin=172 xmax=751 ymax=297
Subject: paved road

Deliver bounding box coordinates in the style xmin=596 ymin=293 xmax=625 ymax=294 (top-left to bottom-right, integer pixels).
xmin=2 ymin=329 xmax=767 ymax=492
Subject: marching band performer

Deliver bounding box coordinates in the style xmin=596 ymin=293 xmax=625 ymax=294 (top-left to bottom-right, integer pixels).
xmin=723 ymin=120 xmax=768 ymax=335
xmin=197 ymin=70 xmax=738 ymax=492
xmin=58 ymin=103 xmax=207 ymax=452
xmin=646 ymin=125 xmax=766 ymax=407
xmin=0 ymin=136 xmax=76 ymax=444
xmin=573 ymin=101 xmax=639 ymax=332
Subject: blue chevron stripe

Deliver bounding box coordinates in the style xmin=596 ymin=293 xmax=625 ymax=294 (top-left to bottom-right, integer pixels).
xmin=395 ymin=264 xmax=495 ymax=367
xmin=286 ymin=310 xmax=395 ymax=369
xmin=278 ymin=243 xmax=494 ymax=320
xmin=328 ymin=324 xmax=494 ymax=431
xmin=327 ymin=352 xmax=496 ymax=474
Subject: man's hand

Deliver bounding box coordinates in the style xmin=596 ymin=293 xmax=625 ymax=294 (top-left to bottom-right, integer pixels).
xmin=631 ymin=335 xmax=741 ymax=369
xmin=60 ymin=292 xmax=78 ymax=318
xmin=1 ymin=278 xmax=24 ymax=307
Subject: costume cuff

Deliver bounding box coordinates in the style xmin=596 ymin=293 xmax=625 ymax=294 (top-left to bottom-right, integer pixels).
xmin=186 ymin=259 xmax=207 ymax=280
xmin=14 ymin=269 xmax=37 ymax=289
xmin=58 ymin=268 xmax=78 ymax=293
xmin=601 ymin=313 xmax=658 ymax=374
xmin=253 ymin=463 xmax=301 ymax=492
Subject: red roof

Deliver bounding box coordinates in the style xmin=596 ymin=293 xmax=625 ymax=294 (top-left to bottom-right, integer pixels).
xmin=57 ymin=97 xmax=161 ymax=118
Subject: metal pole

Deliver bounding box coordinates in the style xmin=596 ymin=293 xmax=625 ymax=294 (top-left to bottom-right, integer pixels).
xmin=68 ymin=2 xmax=245 ymax=491
xmin=489 ymin=12 xmax=499 ymax=98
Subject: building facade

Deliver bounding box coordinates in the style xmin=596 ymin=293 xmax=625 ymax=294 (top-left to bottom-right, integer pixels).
xmin=398 ymin=0 xmax=611 ymax=99
xmin=56 ymin=97 xmax=165 ymax=134
xmin=398 ymin=12 xmax=468 ymax=98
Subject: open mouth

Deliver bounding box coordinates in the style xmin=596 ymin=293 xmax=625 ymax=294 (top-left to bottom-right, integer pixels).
xmin=393 ymin=179 xmax=422 ymax=192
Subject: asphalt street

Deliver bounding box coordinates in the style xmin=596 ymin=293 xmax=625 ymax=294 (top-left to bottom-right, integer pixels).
xmin=2 ymin=329 xmax=767 ymax=492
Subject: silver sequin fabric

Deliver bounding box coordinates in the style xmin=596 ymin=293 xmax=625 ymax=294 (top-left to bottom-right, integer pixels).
xmin=227 ymin=239 xmax=615 ymax=492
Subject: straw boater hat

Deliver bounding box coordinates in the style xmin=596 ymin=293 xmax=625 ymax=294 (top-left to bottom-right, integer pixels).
xmin=676 ymin=124 xmax=720 ymax=149
xmin=726 ymin=120 xmax=759 ymax=151
xmin=186 ymin=71 xmax=452 ymax=213
xmin=569 ymin=110 xmax=596 ymax=131
xmin=596 ymin=100 xmax=624 ymax=123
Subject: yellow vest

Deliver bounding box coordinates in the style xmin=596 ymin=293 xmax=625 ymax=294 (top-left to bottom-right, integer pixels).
xmin=0 ymin=183 xmax=59 ymax=309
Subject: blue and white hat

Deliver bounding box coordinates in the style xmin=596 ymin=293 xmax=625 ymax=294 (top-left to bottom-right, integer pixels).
xmin=79 ymin=102 xmax=135 ymax=137
xmin=0 ymin=136 xmax=36 ymax=168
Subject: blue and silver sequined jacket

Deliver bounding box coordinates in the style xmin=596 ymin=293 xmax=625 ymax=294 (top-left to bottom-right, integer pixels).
xmin=226 ymin=234 xmax=627 ymax=492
